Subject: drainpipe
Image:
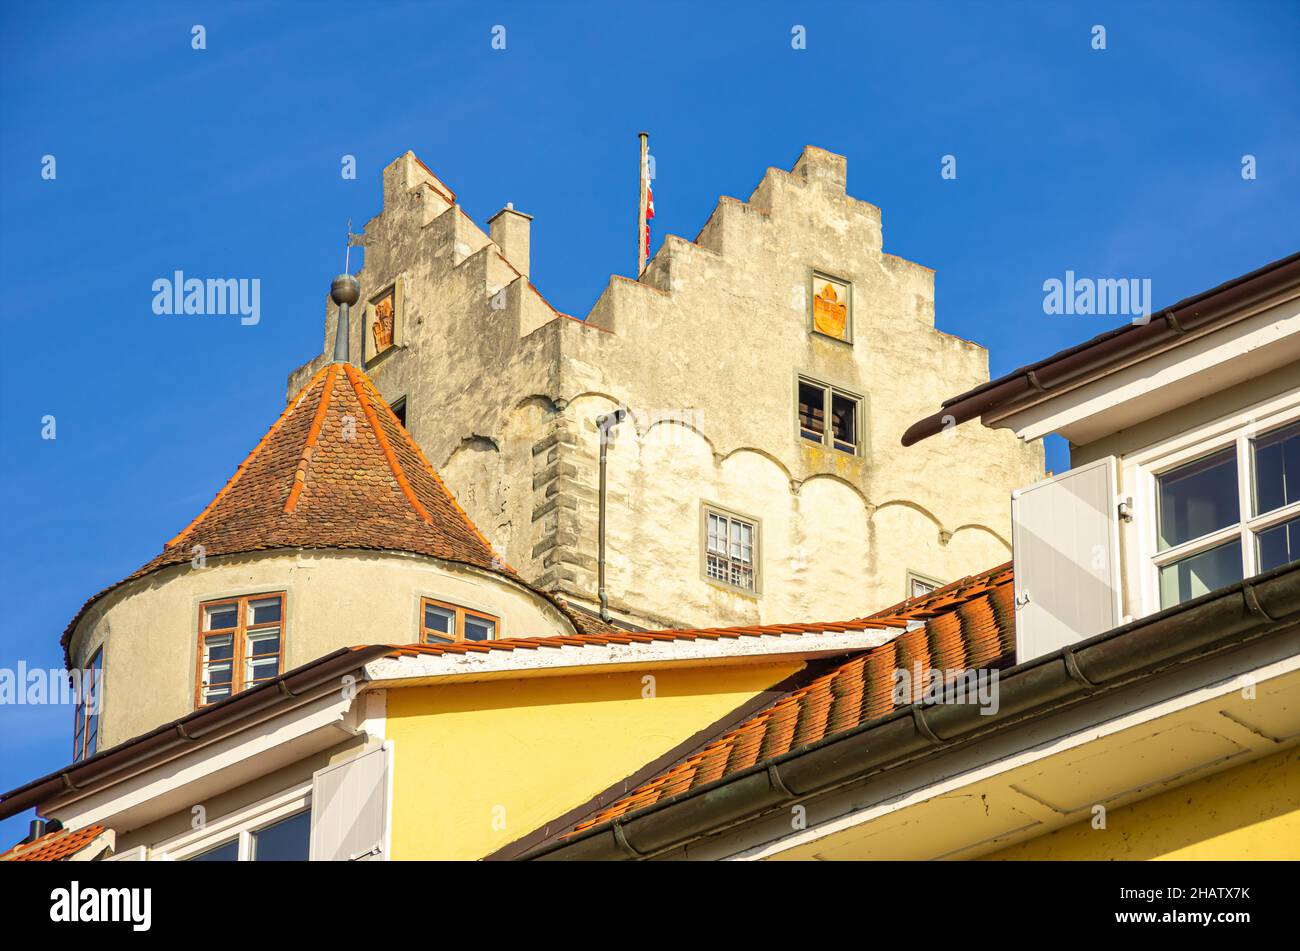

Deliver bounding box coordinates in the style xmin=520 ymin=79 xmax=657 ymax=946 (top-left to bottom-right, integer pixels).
xmin=596 ymin=410 xmax=627 ymax=622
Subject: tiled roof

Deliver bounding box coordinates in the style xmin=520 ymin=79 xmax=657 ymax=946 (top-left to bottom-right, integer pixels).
xmin=60 ymin=361 xmax=551 ymax=664
xmin=368 ymin=617 xmax=911 ymax=659
xmin=0 ymin=824 xmax=106 ymax=862
xmin=565 ymin=564 xmax=1016 ymax=834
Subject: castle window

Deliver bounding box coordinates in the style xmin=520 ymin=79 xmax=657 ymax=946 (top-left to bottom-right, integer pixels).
xmin=196 ymin=593 xmax=286 ymax=707
xmin=422 ymin=598 xmax=499 ymax=644
xmin=907 ymin=572 xmax=943 ymax=600
xmin=389 ymin=396 xmax=407 ymax=428
xmin=703 ymin=505 xmax=760 ymax=594
xmin=72 ymin=647 xmax=103 ymax=762
xmin=798 ymin=376 xmax=861 ymax=455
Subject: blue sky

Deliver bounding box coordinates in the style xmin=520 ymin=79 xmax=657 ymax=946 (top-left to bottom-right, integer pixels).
xmin=0 ymin=1 xmax=1296 ymax=844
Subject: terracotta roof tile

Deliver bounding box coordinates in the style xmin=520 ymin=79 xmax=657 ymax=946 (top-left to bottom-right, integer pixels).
xmin=564 ymin=564 xmax=1016 ymax=835
xmin=60 ymin=361 xmax=581 ymax=665
xmin=1 ymin=824 xmax=105 ymax=862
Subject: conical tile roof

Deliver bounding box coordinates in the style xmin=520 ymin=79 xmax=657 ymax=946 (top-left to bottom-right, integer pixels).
xmin=153 ymin=361 xmax=503 ymax=571
xmin=59 ymin=361 xmax=600 ymax=664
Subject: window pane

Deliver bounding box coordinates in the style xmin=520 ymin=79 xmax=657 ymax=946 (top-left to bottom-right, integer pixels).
xmin=248 ymin=597 xmax=282 ymax=626
xmin=707 ymin=513 xmax=726 ymax=554
xmin=251 ymin=810 xmax=311 ymax=861
xmin=1157 ymin=447 xmax=1239 ymax=550
xmin=205 ymin=605 xmax=238 ymax=631
xmin=424 ymin=605 xmax=454 ymax=641
xmin=1159 ymin=539 xmax=1243 ymax=608
xmin=464 ymin=616 xmax=496 ymax=641
xmin=706 ymin=553 xmax=727 ymax=582
xmin=911 ymin=578 xmax=937 ymax=599
xmin=1256 ymin=516 xmax=1300 ymax=573
xmin=246 ymin=656 xmax=279 ymax=683
xmin=1252 ymin=421 xmax=1300 ymax=516
xmin=831 ymin=392 xmax=858 ymax=453
xmin=205 ymin=633 xmax=234 ymax=661
xmin=798 ymin=382 xmax=825 ymax=442
xmin=247 ymin=633 xmax=280 ymax=659
xmin=187 ymin=839 xmax=239 ymax=862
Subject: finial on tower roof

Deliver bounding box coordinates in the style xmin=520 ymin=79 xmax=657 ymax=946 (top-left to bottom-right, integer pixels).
xmin=330 ymin=273 xmax=360 ymax=363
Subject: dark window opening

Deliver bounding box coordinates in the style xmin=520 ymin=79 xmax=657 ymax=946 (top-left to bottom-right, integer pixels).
xmin=390 ymin=396 xmax=407 ymax=428
xmin=798 ymin=382 xmax=824 ymax=443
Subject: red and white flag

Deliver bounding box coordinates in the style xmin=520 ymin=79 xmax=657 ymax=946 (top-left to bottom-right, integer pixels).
xmin=643 ymin=157 xmax=655 ymax=259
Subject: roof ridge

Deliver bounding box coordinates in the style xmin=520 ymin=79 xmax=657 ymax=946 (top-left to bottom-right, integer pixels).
xmin=284 ymin=364 xmax=340 ymax=514
xmin=165 ymin=362 xmax=331 ymax=550
xmin=341 ymin=363 xmax=431 ymax=523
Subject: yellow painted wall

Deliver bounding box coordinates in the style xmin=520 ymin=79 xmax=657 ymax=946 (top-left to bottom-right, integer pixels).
xmin=386 ymin=662 xmax=802 ymax=859
xmin=982 ymin=748 xmax=1300 ymax=860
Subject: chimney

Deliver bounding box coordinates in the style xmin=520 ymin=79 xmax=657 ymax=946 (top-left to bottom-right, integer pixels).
xmin=489 ymin=203 xmax=532 ymax=279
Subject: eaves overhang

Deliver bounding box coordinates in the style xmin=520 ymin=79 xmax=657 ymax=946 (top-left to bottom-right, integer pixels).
xmin=0 ymin=646 xmax=391 ymax=822
xmin=364 ymin=626 xmax=906 ymax=687
xmin=527 ymin=561 xmax=1300 ymax=860
xmin=902 ymin=251 xmax=1300 ymax=447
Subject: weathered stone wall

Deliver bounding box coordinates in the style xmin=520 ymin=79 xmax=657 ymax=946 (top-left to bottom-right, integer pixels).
xmin=288 ymin=147 xmax=1043 ymax=630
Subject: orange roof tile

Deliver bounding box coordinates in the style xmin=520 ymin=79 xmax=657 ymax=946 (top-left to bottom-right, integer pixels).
xmin=60 ymin=361 xmax=571 ymax=664
xmin=564 ymin=564 xmax=1015 ymax=835
xmin=0 ymin=824 xmax=106 ymax=862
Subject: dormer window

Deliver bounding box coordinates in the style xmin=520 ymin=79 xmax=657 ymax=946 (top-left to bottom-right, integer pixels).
xmin=197 ymin=593 xmax=286 ymax=706
xmin=1154 ymin=418 xmax=1300 ymax=608
xmin=421 ymin=598 xmax=499 ymax=644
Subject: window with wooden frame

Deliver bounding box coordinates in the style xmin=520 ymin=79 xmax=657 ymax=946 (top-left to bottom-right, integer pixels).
xmin=196 ymin=593 xmax=286 ymax=707
xmin=421 ymin=597 xmax=499 ymax=644
xmin=72 ymin=647 xmax=103 ymax=762
xmin=703 ymin=506 xmax=759 ymax=593
xmin=798 ymin=377 xmax=861 ymax=454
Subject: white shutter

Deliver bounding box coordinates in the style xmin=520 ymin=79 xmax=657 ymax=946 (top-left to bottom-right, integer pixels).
xmin=104 ymin=845 xmax=147 ymax=861
xmin=309 ymin=746 xmax=390 ymax=861
xmin=1011 ymin=456 xmax=1122 ymax=663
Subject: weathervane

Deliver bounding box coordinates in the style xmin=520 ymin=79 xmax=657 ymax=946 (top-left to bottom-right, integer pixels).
xmin=344 ymin=218 xmax=365 ymax=274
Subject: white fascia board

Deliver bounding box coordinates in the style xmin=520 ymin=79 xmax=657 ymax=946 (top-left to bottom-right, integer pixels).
xmin=364 ymin=628 xmax=904 ymax=688
xmin=990 ymin=296 xmax=1300 ymax=445
xmin=47 ymin=687 xmax=364 ymax=832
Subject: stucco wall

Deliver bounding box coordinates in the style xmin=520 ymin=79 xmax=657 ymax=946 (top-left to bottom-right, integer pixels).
xmin=385 ymin=661 xmax=804 ymax=860
xmin=980 ymin=747 xmax=1300 ymax=860
xmin=288 ymin=147 xmax=1043 ymax=630
xmin=69 ymin=549 xmax=576 ymax=748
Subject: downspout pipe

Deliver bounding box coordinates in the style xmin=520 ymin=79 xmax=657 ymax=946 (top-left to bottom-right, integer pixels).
xmin=530 ymin=561 xmax=1300 ymax=860
xmin=596 ymin=410 xmax=626 ymax=622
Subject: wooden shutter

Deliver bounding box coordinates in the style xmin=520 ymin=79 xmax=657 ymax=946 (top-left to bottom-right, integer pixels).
xmin=1012 ymin=456 xmax=1122 ymax=663
xmin=309 ymin=746 xmax=390 ymax=861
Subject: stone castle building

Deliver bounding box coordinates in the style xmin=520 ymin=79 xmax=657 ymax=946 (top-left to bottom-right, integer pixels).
xmin=289 ymin=146 xmax=1043 ymax=630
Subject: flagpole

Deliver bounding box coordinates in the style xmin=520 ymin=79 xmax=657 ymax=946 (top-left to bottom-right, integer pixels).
xmin=637 ymin=131 xmax=649 ymax=276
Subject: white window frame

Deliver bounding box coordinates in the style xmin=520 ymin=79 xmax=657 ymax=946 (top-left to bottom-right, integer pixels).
xmin=1125 ymin=388 xmax=1300 ymax=615
xmin=153 ymin=782 xmax=311 ymax=862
